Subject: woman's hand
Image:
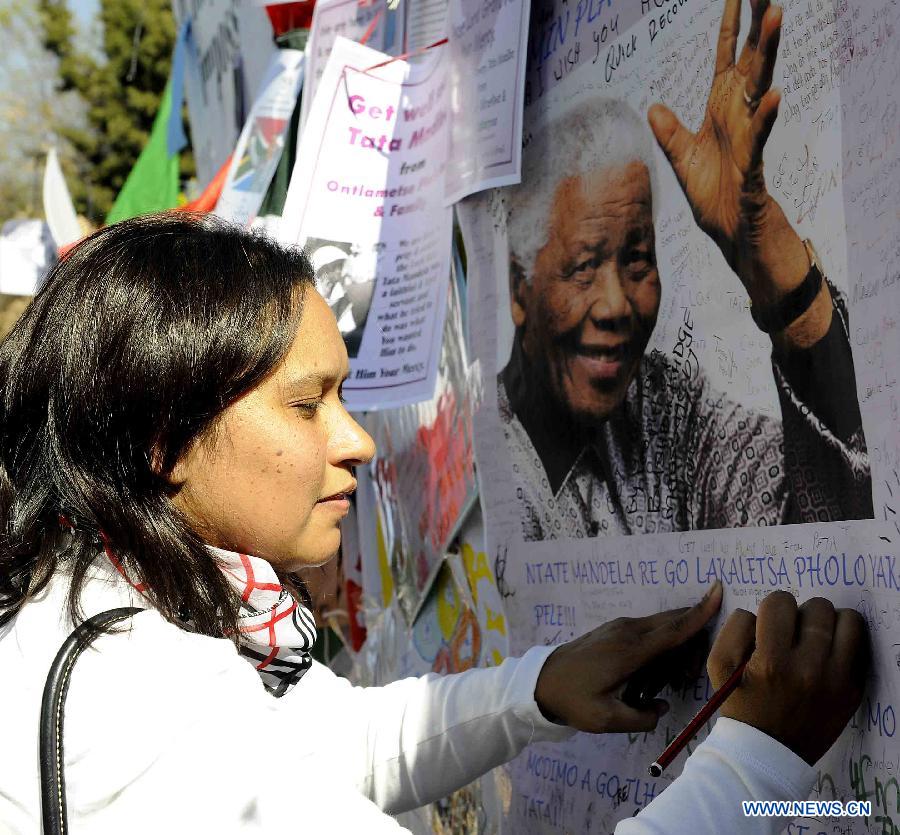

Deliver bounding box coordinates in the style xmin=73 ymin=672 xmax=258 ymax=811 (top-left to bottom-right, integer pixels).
xmin=709 ymin=591 xmax=870 ymax=765
xmin=647 ymin=0 xmax=827 ymax=343
xmin=534 ymin=582 xmax=723 ymax=733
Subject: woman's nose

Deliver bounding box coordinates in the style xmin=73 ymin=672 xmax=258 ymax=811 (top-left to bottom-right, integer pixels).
xmin=332 ymin=408 xmax=376 ymax=467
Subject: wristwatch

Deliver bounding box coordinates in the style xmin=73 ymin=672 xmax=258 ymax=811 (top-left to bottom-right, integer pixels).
xmin=750 ymin=239 xmax=824 ymax=334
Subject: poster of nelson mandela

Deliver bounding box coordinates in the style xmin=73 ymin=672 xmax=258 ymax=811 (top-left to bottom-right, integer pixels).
xmin=459 ymin=0 xmax=873 ymax=543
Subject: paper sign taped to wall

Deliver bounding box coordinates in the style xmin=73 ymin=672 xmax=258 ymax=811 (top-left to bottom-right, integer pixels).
xmin=279 ymin=37 xmax=452 ymax=410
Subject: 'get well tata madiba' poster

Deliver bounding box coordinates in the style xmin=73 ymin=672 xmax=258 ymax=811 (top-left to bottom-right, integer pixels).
xmin=279 ymin=38 xmax=452 ymax=411
xmin=457 ymin=0 xmax=900 ymax=832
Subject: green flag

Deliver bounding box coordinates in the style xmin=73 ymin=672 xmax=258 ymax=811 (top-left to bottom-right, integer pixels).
xmin=105 ymin=79 xmax=180 ymax=225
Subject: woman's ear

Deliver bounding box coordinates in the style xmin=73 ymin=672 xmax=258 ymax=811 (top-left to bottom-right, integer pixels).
xmin=168 ymin=454 xmax=190 ymax=487
xmin=509 ymin=256 xmax=530 ymax=329
xmin=149 ymin=441 xmax=190 ymax=490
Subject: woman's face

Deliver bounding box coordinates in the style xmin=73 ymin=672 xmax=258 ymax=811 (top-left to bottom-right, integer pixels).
xmin=172 ymin=289 xmax=375 ymax=571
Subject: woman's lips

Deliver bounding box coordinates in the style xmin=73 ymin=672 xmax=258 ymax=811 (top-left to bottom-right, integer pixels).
xmin=316 ymin=486 xmax=354 ymax=513
xmin=316 ymin=494 xmax=351 ymax=513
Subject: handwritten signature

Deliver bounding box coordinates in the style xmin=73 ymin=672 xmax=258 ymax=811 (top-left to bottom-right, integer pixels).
xmin=493 ymin=545 xmax=516 ymax=600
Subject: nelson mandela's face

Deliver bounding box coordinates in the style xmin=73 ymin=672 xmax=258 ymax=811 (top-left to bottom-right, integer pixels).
xmin=511 ymin=162 xmax=660 ymax=424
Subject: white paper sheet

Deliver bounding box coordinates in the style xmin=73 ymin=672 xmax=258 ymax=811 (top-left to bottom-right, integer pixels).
xmin=299 ymin=0 xmax=389 ymax=135
xmin=443 ymin=0 xmax=531 ymax=204
xmin=279 ymin=37 xmax=453 ymax=410
xmin=404 ymin=0 xmax=449 ymax=52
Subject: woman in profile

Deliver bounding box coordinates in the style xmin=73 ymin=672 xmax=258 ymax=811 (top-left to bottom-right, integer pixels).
xmin=0 ymin=213 xmax=866 ymax=833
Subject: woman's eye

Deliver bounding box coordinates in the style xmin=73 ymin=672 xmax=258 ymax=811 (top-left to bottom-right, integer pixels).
xmin=294 ymin=400 xmax=322 ymax=418
xmin=338 ymin=384 xmax=347 ymax=405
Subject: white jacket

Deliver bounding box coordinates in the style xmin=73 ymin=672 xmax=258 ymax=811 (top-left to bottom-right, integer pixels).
xmin=0 ymin=565 xmax=814 ymax=833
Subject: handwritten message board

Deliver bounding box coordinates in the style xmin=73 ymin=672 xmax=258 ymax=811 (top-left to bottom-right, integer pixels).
xmin=457 ymin=0 xmax=900 ymax=832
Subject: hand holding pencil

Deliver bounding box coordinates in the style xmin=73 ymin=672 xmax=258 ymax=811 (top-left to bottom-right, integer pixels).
xmin=708 ymin=591 xmax=869 ymax=765
xmin=651 ymin=590 xmax=870 ymax=773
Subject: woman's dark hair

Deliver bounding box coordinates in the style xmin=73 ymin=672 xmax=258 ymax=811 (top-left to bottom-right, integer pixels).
xmin=0 ymin=212 xmax=315 ymax=637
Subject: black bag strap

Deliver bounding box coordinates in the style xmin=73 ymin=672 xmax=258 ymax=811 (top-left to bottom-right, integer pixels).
xmin=39 ymin=606 xmax=144 ymax=835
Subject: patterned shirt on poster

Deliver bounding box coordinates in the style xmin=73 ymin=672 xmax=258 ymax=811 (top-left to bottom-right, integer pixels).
xmin=498 ymin=297 xmax=872 ymax=540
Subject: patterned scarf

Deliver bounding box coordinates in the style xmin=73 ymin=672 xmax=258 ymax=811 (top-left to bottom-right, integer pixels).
xmin=103 ymin=542 xmax=317 ymax=697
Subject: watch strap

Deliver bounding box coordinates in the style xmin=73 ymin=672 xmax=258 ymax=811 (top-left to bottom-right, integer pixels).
xmin=750 ymin=239 xmax=824 ymax=334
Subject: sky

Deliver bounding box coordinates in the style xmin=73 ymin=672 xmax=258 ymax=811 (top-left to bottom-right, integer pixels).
xmin=67 ymin=0 xmax=103 ymax=56
xmin=69 ymin=0 xmax=99 ymax=29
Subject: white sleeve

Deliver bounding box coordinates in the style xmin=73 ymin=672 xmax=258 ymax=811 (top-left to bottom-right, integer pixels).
xmin=278 ymin=645 xmax=575 ymax=814
xmin=63 ymin=614 xmax=409 ymax=834
xmin=615 ymin=718 xmax=816 ymax=835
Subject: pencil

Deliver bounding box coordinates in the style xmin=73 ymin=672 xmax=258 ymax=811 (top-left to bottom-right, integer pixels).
xmin=648 ymin=659 xmax=749 ymax=777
